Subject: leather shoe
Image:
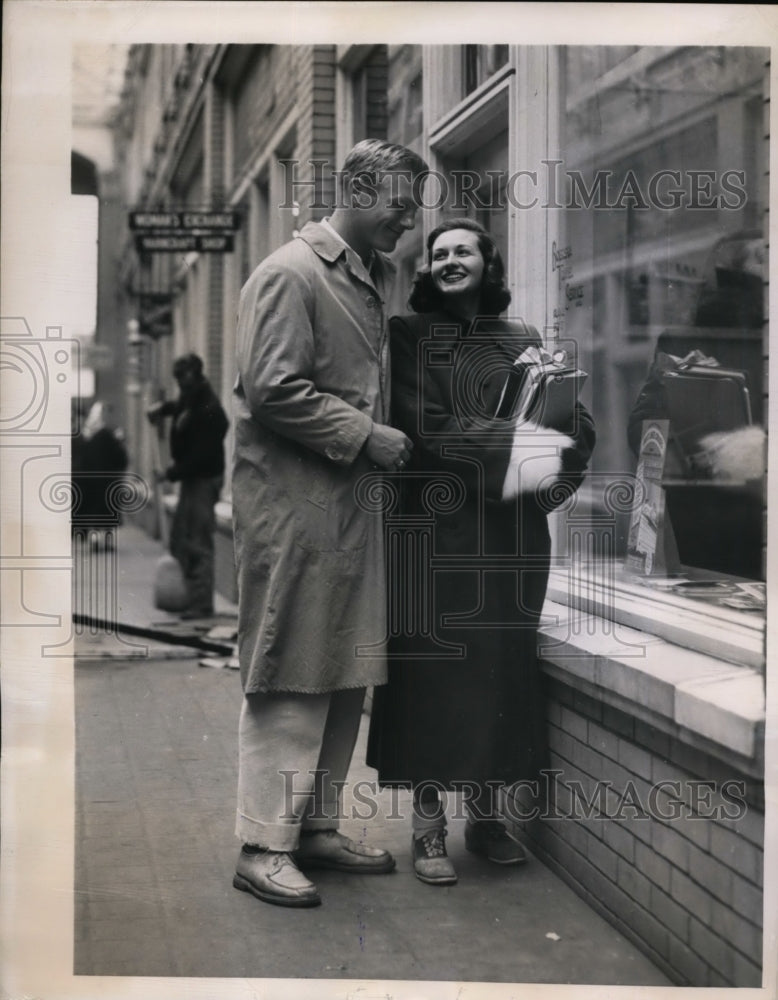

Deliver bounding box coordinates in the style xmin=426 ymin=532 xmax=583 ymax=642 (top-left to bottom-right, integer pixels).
xmin=294 ymin=829 xmax=395 ymax=874
xmin=233 ymin=846 xmax=321 ymax=907
xmin=413 ymin=828 xmax=457 ymax=885
xmin=464 ymin=819 xmax=527 ymax=865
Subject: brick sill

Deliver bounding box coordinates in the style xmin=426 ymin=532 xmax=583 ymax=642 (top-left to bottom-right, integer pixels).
xmin=537 ymin=599 xmax=765 ymax=774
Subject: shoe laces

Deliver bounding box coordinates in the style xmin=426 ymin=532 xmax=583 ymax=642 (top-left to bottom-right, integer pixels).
xmin=245 ymin=848 xmax=297 ymax=875
xmin=271 ymin=851 xmax=303 ymax=875
xmin=419 ymin=828 xmax=448 ymax=858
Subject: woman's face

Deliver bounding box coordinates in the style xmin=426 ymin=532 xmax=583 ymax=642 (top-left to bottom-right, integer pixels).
xmin=429 ymin=228 xmax=486 ymax=307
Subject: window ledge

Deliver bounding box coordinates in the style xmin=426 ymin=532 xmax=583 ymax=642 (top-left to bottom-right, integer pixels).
xmin=538 ymin=599 xmax=765 ymax=769
xmin=545 ymin=561 xmax=765 ymax=672
xmin=428 ymin=61 xmax=514 ymax=143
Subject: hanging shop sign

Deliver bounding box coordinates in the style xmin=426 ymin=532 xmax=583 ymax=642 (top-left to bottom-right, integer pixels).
xmin=137 ymin=292 xmax=174 ymax=339
xmin=129 ymin=209 xmax=240 ymax=253
xmin=129 ymin=211 xmax=241 ymax=230
xmin=135 ymin=233 xmax=234 ymax=253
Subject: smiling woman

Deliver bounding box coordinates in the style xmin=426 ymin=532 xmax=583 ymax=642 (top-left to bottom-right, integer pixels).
xmin=409 ymin=218 xmax=512 ymax=317
xmin=367 ymin=217 xmax=596 ymax=886
xmin=429 ymin=227 xmax=485 ymax=313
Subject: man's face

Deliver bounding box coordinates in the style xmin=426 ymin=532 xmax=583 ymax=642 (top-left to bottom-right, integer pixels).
xmin=174 ymin=366 xmax=199 ymax=394
xmin=350 ymin=171 xmax=420 ymax=253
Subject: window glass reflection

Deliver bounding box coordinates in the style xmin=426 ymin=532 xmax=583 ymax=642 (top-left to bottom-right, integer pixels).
xmin=558 ymin=46 xmax=767 ymax=580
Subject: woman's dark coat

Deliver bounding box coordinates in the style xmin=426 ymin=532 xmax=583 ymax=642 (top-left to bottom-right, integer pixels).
xmin=367 ymin=310 xmax=595 ymax=789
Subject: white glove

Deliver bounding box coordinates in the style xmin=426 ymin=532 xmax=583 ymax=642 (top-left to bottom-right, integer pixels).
xmin=501 ymin=419 xmax=574 ymax=501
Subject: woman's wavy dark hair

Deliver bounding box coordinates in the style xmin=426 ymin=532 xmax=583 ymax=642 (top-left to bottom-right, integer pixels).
xmin=408 ymin=217 xmax=512 ymax=315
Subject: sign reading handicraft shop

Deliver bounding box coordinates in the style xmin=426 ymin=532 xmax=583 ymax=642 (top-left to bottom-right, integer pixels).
xmin=135 ymin=233 xmax=235 ymax=253
xmin=129 ymin=209 xmax=240 ymax=253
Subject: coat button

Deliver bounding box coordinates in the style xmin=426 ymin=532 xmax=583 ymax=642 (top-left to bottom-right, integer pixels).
xmin=366 ymin=297 xmax=377 ymax=308
xmin=325 ymin=446 xmax=339 ymax=460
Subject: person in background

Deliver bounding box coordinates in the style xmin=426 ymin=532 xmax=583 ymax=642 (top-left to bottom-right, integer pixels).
xmin=147 ymin=353 xmax=229 ymax=619
xmin=367 ymin=219 xmax=596 ymax=885
xmin=72 ymin=399 xmax=128 ymax=549
xmin=231 ymin=139 xmax=427 ymax=908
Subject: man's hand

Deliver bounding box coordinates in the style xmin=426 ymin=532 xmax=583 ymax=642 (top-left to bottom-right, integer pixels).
xmin=146 ymin=402 xmax=166 ymax=425
xmin=364 ymin=423 xmax=413 ymax=471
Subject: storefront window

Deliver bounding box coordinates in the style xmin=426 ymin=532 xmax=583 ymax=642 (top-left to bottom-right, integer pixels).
xmin=388 ymin=46 xmax=422 ymax=148
xmin=385 ymin=45 xmax=425 ymax=317
xmin=463 ymin=45 xmax=509 ymax=96
xmin=231 ymin=47 xmax=277 ymax=181
xmin=556 ymin=46 xmax=767 ymax=583
xmin=455 ymin=128 xmax=509 ymax=259
xmin=428 ymin=44 xmax=512 ymax=121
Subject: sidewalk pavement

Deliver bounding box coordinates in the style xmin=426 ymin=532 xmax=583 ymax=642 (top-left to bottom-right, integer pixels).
xmin=73 ymin=523 xmax=671 ymax=985
xmin=73 ymin=521 xmax=239 ymax=661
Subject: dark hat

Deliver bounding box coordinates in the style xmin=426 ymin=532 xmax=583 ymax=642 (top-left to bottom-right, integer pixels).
xmin=172 ymin=352 xmax=204 ymax=377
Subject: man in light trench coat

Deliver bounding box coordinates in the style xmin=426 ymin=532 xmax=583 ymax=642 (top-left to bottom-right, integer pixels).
xmin=231 ymin=139 xmax=429 ymax=907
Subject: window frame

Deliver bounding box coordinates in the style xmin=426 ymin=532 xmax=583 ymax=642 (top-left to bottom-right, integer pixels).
xmin=335 ymin=44 xmax=377 ymax=168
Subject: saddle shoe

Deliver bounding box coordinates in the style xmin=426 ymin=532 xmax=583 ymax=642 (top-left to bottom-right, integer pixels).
xmin=412 ymin=828 xmax=458 ymax=886
xmin=294 ymin=829 xmax=396 ymax=874
xmin=233 ymin=846 xmax=321 ymax=907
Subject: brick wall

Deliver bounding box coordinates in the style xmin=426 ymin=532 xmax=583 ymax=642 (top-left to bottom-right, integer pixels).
xmin=293 ymin=46 xmax=336 ymax=226
xmin=510 ymin=674 xmax=764 ymax=987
